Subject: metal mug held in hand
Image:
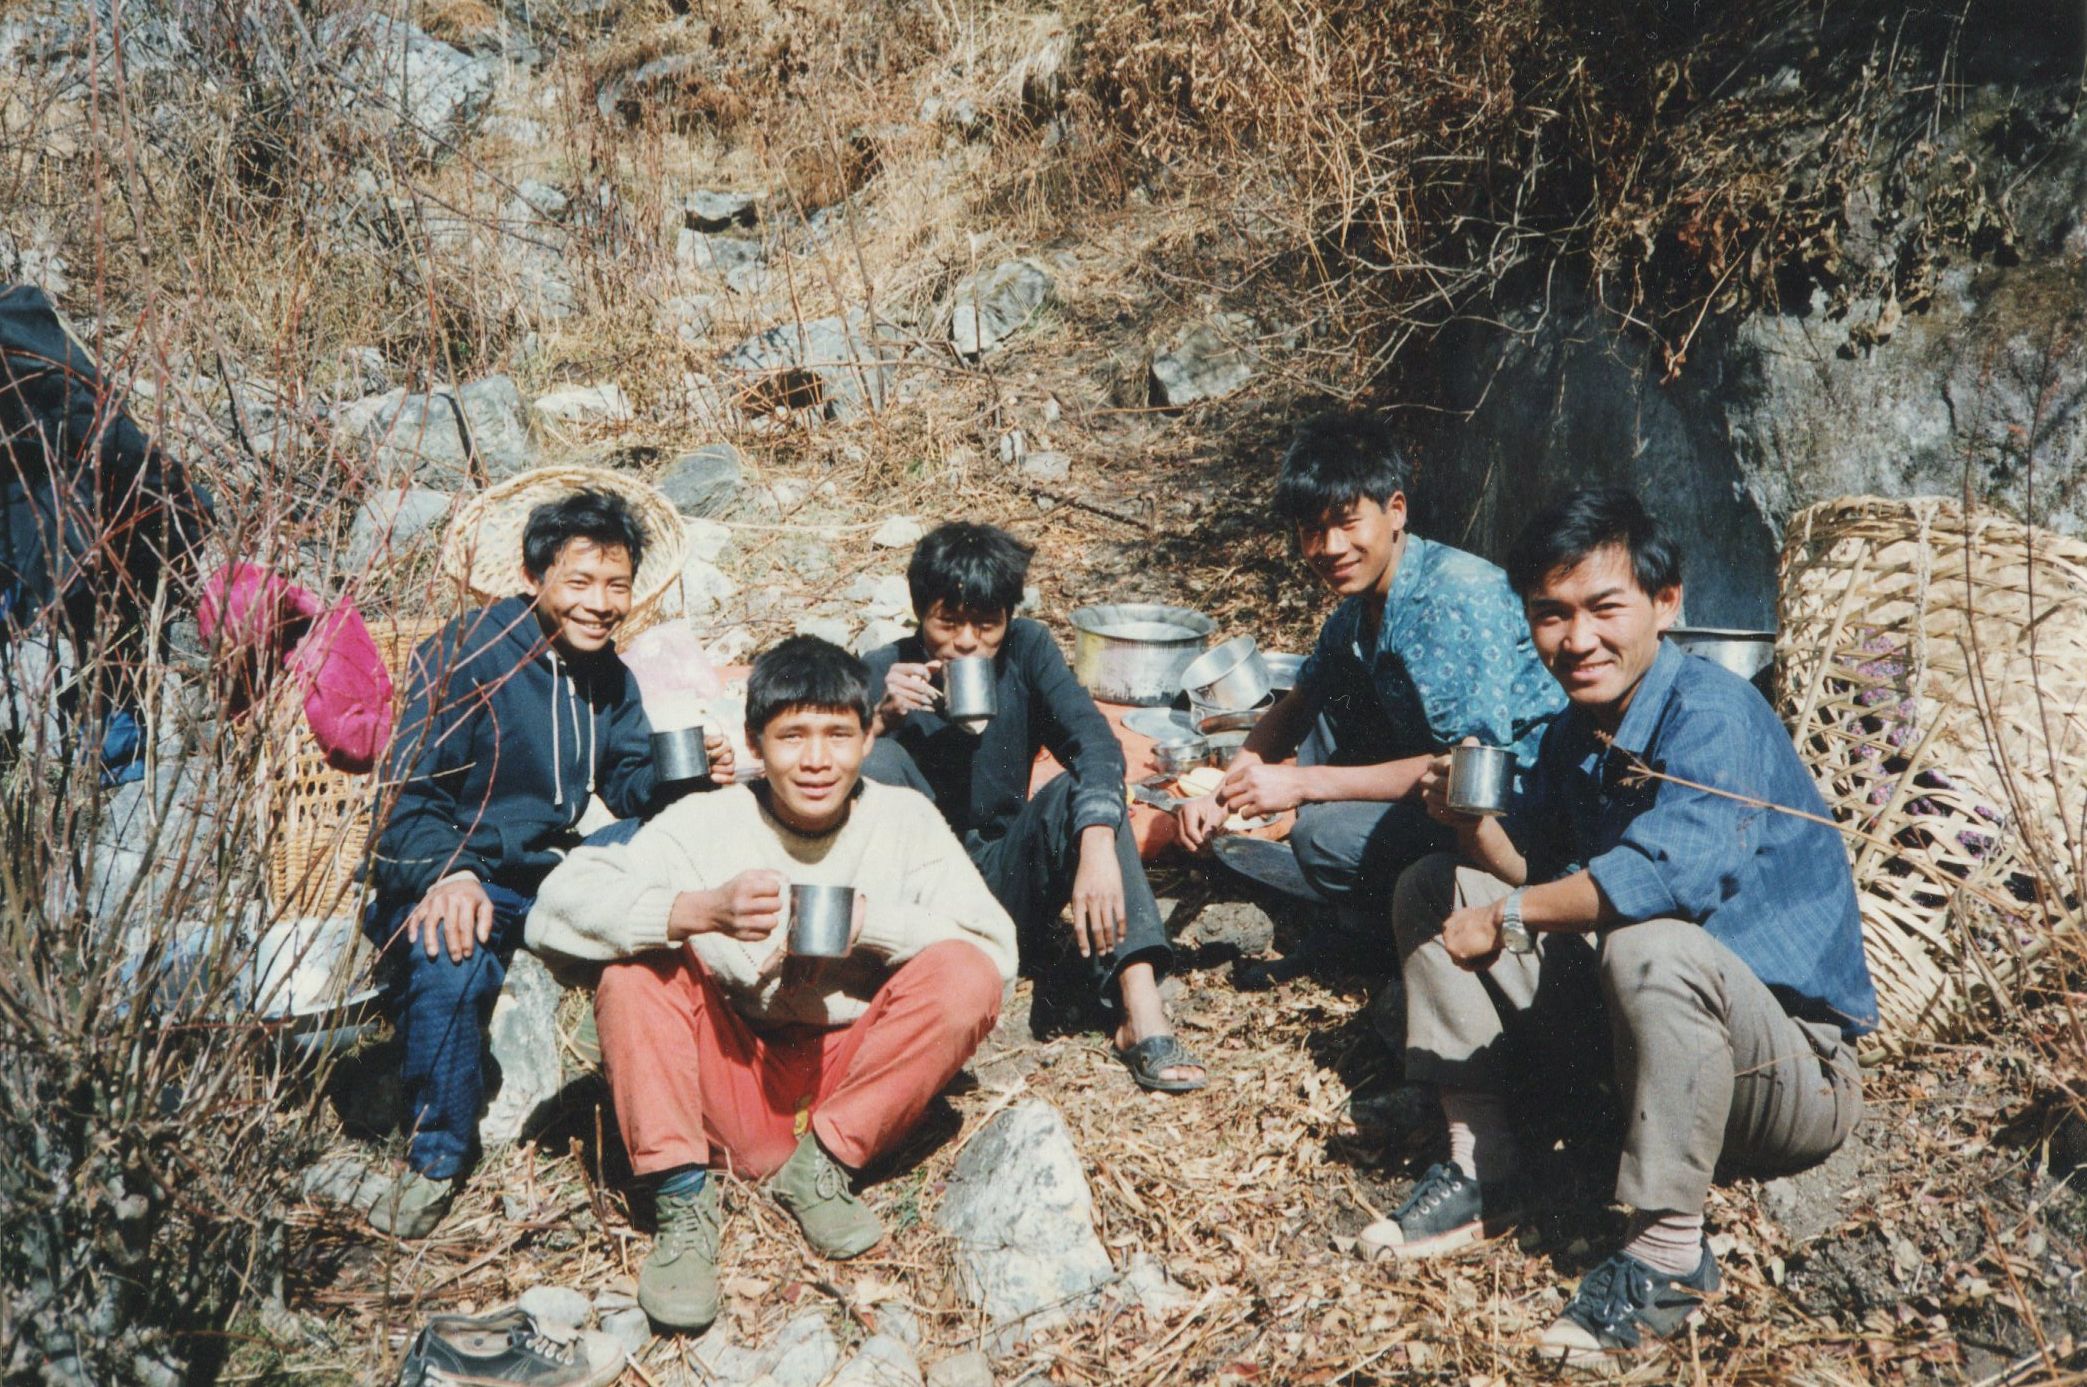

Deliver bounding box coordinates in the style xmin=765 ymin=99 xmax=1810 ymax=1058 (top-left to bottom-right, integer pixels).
xmin=786 ymin=883 xmax=855 ymax=958
xmin=651 ymin=725 xmax=711 ymax=783
xmin=1446 ymin=744 xmax=1516 ymax=817
xmin=942 ymin=656 xmax=998 ymax=724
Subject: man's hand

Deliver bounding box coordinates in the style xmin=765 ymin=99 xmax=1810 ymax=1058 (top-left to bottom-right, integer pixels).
xmin=705 ymin=728 xmax=737 ymax=786
xmin=1219 ymin=759 xmax=1308 ymax=819
xmin=1176 ymin=795 xmax=1228 ymax=852
xmin=407 ymin=874 xmax=493 ymax=963
xmin=1419 ymin=738 xmax=1482 ymax=828
xmin=1070 ymin=825 xmax=1127 ymax=957
xmin=671 ymin=869 xmax=786 ymax=942
xmin=875 ymin=660 xmax=943 ymax=732
xmin=1441 ymin=897 xmax=1506 ymax=972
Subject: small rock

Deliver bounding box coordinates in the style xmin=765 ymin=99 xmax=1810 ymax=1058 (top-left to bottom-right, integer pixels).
xmin=764 ymin=1312 xmax=841 ymax=1387
xmin=1189 ymin=900 xmax=1274 ymax=953
xmin=934 ymin=1100 xmax=1114 ymax=1344
xmin=676 ymin=228 xmax=767 ymax=281
xmin=683 ymin=517 xmax=734 ymax=563
xmin=1149 ymin=313 xmax=1257 ymax=406
xmin=854 ymin=616 xmax=914 ymax=656
xmin=533 ymin=383 xmax=632 ymax=426
xmin=796 ymin=614 xmax=856 ymax=647
xmin=680 ymin=189 xmax=759 ymax=231
xmin=517 ymin=1285 xmax=592 ymax=1331
xmin=479 ymin=952 xmax=564 ymax=1146
xmin=1017 ymin=450 xmax=1069 ymax=482
xmin=669 ymin=555 xmax=740 ymax=619
xmin=830 ymin=1335 xmax=922 ymax=1387
xmin=665 ymin=294 xmax=717 ymax=344
xmin=658 ymin=444 xmax=746 ymax=517
xmin=873 ymin=1304 xmax=922 ymax=1348
xmin=949 ymin=260 xmax=1052 ymax=357
xmin=721 ymin=312 xmax=894 ymax=422
xmin=599 ymin=1306 xmax=652 ymax=1356
xmin=925 ymin=1350 xmax=994 ymax=1387
xmin=332 ymin=375 xmax=535 ymax=483
xmin=873 ymin=515 xmax=924 ymax=548
xmin=347 ymin=487 xmax=451 ymax=570
xmin=300 ymin=1156 xmax=391 ymax=1210
xmin=512 ymin=178 xmax=569 ymax=220
xmin=1119 ymin=1253 xmax=1194 ymax=1318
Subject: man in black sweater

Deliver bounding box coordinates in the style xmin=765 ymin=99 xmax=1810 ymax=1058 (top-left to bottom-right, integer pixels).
xmin=861 ymin=523 xmax=1204 ymax=1092
xmin=364 ymin=489 xmax=731 ymax=1237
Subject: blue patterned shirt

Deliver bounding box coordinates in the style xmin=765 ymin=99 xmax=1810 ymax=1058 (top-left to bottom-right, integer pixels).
xmin=1506 ymin=641 xmax=1879 ymax=1038
xmin=1296 ymin=535 xmax=1565 ymax=770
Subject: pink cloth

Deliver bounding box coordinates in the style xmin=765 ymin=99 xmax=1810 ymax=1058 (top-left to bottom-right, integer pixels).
xmin=198 ymin=562 xmax=395 ymax=772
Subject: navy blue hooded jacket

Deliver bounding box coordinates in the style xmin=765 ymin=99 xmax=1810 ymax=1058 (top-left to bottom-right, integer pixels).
xmin=371 ymin=595 xmax=657 ymax=902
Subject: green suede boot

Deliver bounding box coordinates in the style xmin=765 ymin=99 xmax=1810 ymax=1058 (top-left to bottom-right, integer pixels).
xmin=638 ymin=1181 xmax=721 ymax=1332
xmin=767 ymin=1133 xmax=883 ymax=1260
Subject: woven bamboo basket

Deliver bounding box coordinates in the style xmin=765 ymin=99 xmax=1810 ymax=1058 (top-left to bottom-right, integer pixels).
xmin=1776 ymin=495 xmax=2087 ymax=1044
xmin=438 ymin=466 xmax=688 ymax=641
xmin=265 ymin=613 xmax=453 ymax=918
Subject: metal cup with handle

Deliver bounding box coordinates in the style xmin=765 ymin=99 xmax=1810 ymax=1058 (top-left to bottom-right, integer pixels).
xmin=942 ymin=656 xmax=998 ymax=725
xmin=1446 ymin=743 xmax=1516 ymax=817
xmin=786 ymin=883 xmax=855 ymax=958
xmin=651 ymin=725 xmax=711 ymax=783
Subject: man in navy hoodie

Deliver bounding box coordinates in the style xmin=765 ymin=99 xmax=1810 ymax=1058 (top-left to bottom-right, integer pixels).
xmin=363 ymin=489 xmax=731 ymax=1238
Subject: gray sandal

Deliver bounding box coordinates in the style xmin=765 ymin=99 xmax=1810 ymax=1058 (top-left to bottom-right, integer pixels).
xmin=1114 ymin=1034 xmax=1209 ymax=1094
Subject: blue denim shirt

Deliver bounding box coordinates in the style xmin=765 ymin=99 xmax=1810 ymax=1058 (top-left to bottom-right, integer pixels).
xmin=1506 ymin=640 xmax=1878 ymax=1038
xmin=1296 ymin=535 xmax=1564 ymax=770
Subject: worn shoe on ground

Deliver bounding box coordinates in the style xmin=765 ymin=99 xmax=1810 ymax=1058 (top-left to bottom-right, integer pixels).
xmin=367 ymin=1168 xmax=456 ymax=1241
xmin=638 ymin=1180 xmax=721 ymax=1332
xmin=396 ymin=1307 xmax=623 ymax=1387
xmin=1355 ymin=1162 xmax=1520 ymax=1261
xmin=1537 ymin=1244 xmax=1722 ymax=1370
xmin=768 ymin=1133 xmax=884 ymax=1259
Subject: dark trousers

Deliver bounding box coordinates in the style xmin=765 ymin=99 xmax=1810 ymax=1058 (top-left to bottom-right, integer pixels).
xmin=863 ymin=738 xmax=1171 ymax=1009
xmin=363 ymin=817 xmax=642 ymax=1179
xmin=1288 ymin=682 xmax=1451 ymax=925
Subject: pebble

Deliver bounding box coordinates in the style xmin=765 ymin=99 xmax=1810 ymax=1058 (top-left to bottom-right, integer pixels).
xmin=517 ymin=1284 xmax=591 ymax=1330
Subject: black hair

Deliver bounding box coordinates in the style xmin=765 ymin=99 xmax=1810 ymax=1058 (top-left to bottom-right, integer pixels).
xmin=521 ymin=488 xmax=646 ymax=580
xmin=745 ymin=635 xmax=874 ymax=733
xmin=1505 ymin=488 xmax=1683 ymax=600
xmin=906 ymin=522 xmax=1033 ymax=619
xmin=1272 ymin=411 xmax=1412 ymax=526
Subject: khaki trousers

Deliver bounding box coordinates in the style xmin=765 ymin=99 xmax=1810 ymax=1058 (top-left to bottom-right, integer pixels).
xmin=1393 ymin=853 xmax=1863 ymax=1214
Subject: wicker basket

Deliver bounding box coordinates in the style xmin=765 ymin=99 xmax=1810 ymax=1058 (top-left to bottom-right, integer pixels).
xmin=266 ymin=613 xmax=453 ymax=918
xmin=1776 ymin=495 xmax=2087 ymax=1043
xmin=438 ymin=466 xmax=688 ymax=641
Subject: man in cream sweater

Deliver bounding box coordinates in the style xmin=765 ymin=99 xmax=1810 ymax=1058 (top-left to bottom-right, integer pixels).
xmin=528 ymin=636 xmax=1015 ymax=1334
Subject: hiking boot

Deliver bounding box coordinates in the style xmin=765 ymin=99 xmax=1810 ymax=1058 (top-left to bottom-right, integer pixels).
xmin=768 ymin=1133 xmax=883 ymax=1260
xmin=1537 ymin=1244 xmax=1722 ymax=1370
xmin=396 ymin=1307 xmax=623 ymax=1387
xmin=367 ymin=1168 xmax=456 ymax=1241
xmin=638 ymin=1180 xmax=721 ymax=1332
xmin=1354 ymin=1162 xmax=1520 ymax=1261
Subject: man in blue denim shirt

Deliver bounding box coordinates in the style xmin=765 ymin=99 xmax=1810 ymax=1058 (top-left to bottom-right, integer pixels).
xmin=1179 ymin=412 xmax=1563 ymax=963
xmin=1361 ymin=489 xmax=1874 ymax=1370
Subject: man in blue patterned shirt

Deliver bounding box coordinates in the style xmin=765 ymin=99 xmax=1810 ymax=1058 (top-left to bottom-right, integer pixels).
xmin=1179 ymin=413 xmax=1564 ymax=970
xmin=1360 ymin=488 xmax=1876 ymax=1370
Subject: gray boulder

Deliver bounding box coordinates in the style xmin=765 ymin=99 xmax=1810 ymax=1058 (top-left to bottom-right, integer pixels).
xmin=658 ymin=444 xmax=746 ymax=517
xmin=346 ymin=488 xmax=451 ymax=570
xmin=332 ymin=376 xmax=535 ymax=484
xmin=721 ymin=312 xmax=894 ymax=421
xmin=1149 ymin=314 xmax=1257 ymax=406
xmin=478 ymin=951 xmax=564 ymax=1147
xmin=949 ymin=260 xmax=1052 ymax=357
xmin=934 ymin=1100 xmax=1115 ymax=1345
xmin=321 ymin=13 xmax=497 ymax=153
xmin=830 ymin=1336 xmax=923 ymax=1387
xmin=517 ymin=1285 xmax=591 ymax=1331
xmin=598 ymin=1306 xmax=651 ymax=1357
xmin=925 ymin=1351 xmax=995 ymax=1387
xmin=1016 ymin=450 xmax=1069 ymax=482
xmin=764 ymin=1312 xmax=842 ymax=1387
xmin=677 ymin=189 xmax=759 ymax=232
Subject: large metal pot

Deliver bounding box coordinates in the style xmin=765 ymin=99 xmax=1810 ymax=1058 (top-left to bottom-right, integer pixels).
xmin=1070 ymin=604 xmax=1216 ymax=706
xmin=1669 ymin=627 xmax=1776 ymax=682
xmin=1179 ymin=635 xmax=1272 ymax=712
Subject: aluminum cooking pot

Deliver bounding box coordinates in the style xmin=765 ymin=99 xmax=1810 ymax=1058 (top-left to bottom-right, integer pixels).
xmin=1669 ymin=627 xmax=1776 ymax=683
xmin=1070 ymin=604 xmax=1215 ymax=706
xmin=1179 ymin=635 xmax=1272 ymax=712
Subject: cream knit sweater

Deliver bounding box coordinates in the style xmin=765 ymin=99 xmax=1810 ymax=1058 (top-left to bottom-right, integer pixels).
xmin=526 ymin=780 xmax=1017 ymax=1027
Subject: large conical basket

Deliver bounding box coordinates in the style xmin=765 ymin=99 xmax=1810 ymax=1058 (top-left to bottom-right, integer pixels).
xmin=1776 ymin=495 xmax=2087 ymax=1045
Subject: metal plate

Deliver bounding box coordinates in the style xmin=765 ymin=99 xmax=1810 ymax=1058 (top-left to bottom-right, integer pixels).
xmin=1211 ymin=835 xmax=1329 ymax=904
xmin=1121 ymin=706 xmax=1197 ymax=741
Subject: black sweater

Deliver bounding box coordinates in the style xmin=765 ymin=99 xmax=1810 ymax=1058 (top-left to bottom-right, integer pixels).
xmin=863 ymin=618 xmax=1126 ymax=852
xmin=371 ymin=596 xmax=656 ymax=901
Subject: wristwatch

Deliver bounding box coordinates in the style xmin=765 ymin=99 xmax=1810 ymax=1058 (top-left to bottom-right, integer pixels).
xmin=1499 ymin=888 xmax=1536 ymax=954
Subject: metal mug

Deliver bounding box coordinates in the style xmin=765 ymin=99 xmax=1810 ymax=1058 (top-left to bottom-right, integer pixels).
xmin=1152 ymin=734 xmax=1210 ymax=776
xmin=1446 ymin=743 xmax=1515 ymax=817
xmin=651 ymin=725 xmax=711 ymax=783
xmin=786 ymin=883 xmax=855 ymax=958
xmin=942 ymin=656 xmax=998 ymax=724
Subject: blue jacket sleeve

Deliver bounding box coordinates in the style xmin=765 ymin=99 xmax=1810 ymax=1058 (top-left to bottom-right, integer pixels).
xmin=596 ymin=667 xmax=658 ymax=819
xmin=371 ymin=630 xmax=490 ymax=902
xmin=1585 ymin=706 xmax=1767 ymax=923
xmin=1026 ymin=625 xmax=1127 ymax=833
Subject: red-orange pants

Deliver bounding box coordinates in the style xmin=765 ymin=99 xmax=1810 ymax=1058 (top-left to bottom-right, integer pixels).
xmin=594 ymin=940 xmax=1003 ymax=1179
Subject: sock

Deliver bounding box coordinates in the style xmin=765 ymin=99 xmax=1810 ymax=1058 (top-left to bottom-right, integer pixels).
xmin=654 ymin=1165 xmax=708 ymax=1199
xmin=1622 ymin=1209 xmax=1706 ymax=1277
xmin=1439 ymin=1088 xmax=1517 ymax=1184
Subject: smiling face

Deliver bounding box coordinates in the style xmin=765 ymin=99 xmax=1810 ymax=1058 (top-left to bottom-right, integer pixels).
xmin=1297 ymin=493 xmax=1406 ymax=599
xmin=752 ymin=703 xmax=870 ymax=834
xmin=1523 ymin=543 xmax=1682 ymax=729
xmin=524 ymin=537 xmax=634 ymax=657
xmin=917 ymin=601 xmax=1009 ymax=663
